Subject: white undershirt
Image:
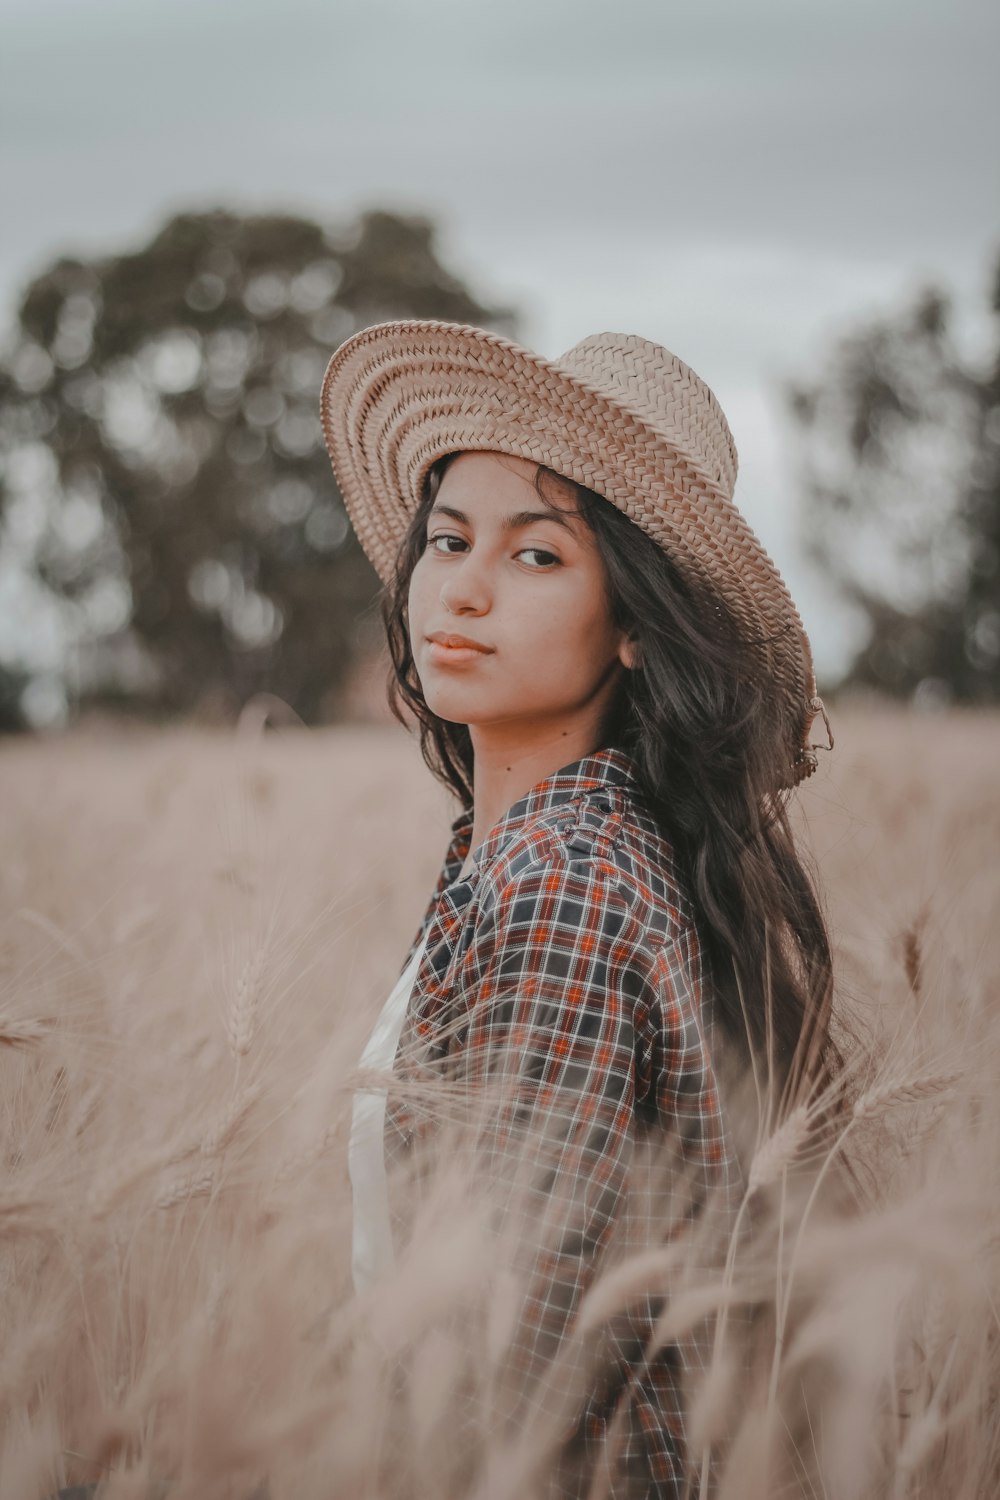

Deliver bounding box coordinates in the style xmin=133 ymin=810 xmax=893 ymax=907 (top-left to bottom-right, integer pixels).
xmin=348 ymin=933 xmax=429 ymax=1296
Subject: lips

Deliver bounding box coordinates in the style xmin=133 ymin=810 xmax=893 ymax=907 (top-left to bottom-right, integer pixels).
xmin=426 ymin=632 xmax=493 ymax=653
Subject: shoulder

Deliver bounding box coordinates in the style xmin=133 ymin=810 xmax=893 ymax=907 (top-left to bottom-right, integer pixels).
xmin=476 ymin=783 xmax=698 ymax=954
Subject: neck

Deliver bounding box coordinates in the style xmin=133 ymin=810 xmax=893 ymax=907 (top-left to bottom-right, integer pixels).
xmin=462 ymin=719 xmax=608 ymax=871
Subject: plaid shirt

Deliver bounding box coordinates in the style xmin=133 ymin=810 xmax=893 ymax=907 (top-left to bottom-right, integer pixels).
xmin=384 ymin=746 xmax=747 ymax=1498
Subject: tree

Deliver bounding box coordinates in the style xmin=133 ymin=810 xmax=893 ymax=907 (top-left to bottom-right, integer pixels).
xmin=784 ymin=251 xmax=1000 ymax=704
xmin=0 ymin=207 xmax=517 ymax=725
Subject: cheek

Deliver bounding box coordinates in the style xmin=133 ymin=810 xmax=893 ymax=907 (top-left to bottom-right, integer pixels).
xmin=546 ymin=585 xmax=615 ymax=654
xmin=528 ymin=618 xmax=609 ymax=690
xmin=406 ymin=558 xmax=431 ymax=621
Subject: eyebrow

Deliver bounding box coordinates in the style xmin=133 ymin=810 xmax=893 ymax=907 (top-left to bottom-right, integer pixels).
xmin=428 ymin=503 xmax=578 ymax=536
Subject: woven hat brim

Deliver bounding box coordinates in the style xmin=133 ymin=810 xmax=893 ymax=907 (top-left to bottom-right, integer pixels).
xmin=319 ymin=319 xmax=824 ymax=787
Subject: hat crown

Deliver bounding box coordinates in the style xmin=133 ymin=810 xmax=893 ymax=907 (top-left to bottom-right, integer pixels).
xmin=556 ymin=332 xmax=739 ymax=500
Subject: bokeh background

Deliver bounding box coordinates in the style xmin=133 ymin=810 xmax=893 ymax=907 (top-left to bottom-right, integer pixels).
xmin=3 ymin=8 xmax=1000 ymax=1497
xmin=1 ymin=0 xmax=998 ymax=733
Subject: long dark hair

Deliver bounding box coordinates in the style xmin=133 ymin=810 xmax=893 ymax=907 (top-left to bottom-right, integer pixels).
xmin=380 ymin=451 xmax=852 ymax=1120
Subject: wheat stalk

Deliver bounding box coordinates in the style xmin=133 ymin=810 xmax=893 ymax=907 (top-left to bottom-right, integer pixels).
xmin=851 ymin=1070 xmax=962 ymax=1124
xmin=0 ymin=1015 xmax=52 ymax=1048
xmin=227 ymin=948 xmax=266 ymax=1059
xmin=922 ymin=1279 xmax=954 ymax=1367
xmin=0 ymin=1187 xmax=49 ymax=1234
xmin=156 ymin=1167 xmax=217 ymax=1212
xmin=87 ymin=1139 xmax=198 ymax=1220
xmin=273 ymin=1118 xmax=340 ymax=1181
xmin=575 ymin=1244 xmax=683 ymax=1334
xmin=200 ymin=1081 xmax=261 ymax=1156
xmin=901 ymin=921 xmax=924 ymax=997
xmin=747 ymin=1101 xmax=813 ymax=1194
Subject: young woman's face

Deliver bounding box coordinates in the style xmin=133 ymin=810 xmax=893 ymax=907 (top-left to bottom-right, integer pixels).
xmin=406 ymin=451 xmax=635 ymax=743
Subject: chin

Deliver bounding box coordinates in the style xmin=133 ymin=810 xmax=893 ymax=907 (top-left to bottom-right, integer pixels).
xmin=421 ymin=687 xmax=475 ymax=722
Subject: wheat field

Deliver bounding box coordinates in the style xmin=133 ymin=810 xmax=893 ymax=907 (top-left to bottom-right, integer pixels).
xmin=1 ymin=704 xmax=999 ymax=1500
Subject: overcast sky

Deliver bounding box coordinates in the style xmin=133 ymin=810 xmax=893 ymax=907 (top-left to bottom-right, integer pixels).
xmin=2 ymin=0 xmax=998 ymax=681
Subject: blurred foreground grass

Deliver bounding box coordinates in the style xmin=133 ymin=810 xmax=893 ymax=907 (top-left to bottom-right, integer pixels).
xmin=1 ymin=706 xmax=998 ymax=1500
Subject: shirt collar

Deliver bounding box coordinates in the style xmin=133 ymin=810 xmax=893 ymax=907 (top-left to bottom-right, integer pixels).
xmin=438 ymin=744 xmax=639 ymax=890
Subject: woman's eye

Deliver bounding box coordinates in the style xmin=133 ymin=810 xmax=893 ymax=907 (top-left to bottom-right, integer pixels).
xmin=428 ymin=533 xmax=465 ymax=555
xmin=518 ymin=547 xmax=560 ymax=569
xmin=427 ymin=534 xmax=560 ymax=569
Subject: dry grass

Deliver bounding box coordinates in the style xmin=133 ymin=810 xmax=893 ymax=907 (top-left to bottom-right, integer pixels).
xmin=0 ymin=703 xmax=998 ymax=1499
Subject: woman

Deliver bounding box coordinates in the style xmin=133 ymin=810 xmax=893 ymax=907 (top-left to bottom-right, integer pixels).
xmin=321 ymin=322 xmax=845 ymax=1498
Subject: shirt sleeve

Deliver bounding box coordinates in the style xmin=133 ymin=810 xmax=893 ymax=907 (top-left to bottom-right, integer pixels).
xmin=446 ymin=851 xmax=650 ymax=1436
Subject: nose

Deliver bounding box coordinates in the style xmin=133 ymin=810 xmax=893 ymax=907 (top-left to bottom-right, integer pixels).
xmin=438 ymin=547 xmax=491 ymax=616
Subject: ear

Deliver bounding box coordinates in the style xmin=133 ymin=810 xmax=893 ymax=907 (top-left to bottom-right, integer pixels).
xmin=617 ymin=631 xmax=639 ymax=670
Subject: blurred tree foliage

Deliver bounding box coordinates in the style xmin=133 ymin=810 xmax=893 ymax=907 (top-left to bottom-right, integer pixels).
xmin=786 ymin=249 xmax=1000 ymax=704
xmin=0 ymin=207 xmax=516 ymax=724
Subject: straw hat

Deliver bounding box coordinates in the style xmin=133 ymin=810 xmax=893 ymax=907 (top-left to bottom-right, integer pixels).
xmin=319 ymin=318 xmax=833 ymax=788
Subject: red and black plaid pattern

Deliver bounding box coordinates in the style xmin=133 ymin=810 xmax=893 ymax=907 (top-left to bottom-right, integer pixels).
xmin=384 ymin=746 xmax=748 ymax=1498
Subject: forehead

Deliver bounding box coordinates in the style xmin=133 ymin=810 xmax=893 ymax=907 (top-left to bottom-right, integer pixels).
xmin=433 ymin=451 xmax=583 ymax=525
